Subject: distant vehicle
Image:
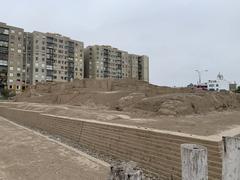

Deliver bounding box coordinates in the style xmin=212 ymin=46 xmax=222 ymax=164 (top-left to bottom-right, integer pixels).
xmin=195 ymin=84 xmax=208 ymax=90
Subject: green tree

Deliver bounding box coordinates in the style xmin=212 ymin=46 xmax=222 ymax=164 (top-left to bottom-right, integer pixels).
xmin=235 ymin=86 xmax=240 ymax=93
xmin=0 ymin=89 xmax=16 ymax=98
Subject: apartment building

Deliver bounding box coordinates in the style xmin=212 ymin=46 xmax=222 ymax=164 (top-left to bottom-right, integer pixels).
xmin=1 ymin=22 xmax=149 ymax=92
xmin=23 ymin=32 xmax=33 ymax=86
xmin=84 ymin=45 xmax=149 ymax=81
xmin=0 ymin=22 xmax=24 ymax=91
xmin=24 ymin=31 xmax=84 ymax=85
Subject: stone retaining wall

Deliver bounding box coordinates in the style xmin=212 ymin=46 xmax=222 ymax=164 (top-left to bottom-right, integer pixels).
xmin=0 ymin=107 xmax=222 ymax=179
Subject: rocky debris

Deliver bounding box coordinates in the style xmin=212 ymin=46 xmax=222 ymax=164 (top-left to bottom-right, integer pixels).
xmin=109 ymin=161 xmax=144 ymax=180
xmin=30 ymin=128 xmax=161 ymax=180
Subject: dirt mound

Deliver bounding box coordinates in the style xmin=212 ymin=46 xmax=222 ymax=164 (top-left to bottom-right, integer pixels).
xmin=15 ymin=79 xmax=240 ymax=117
xmin=128 ymin=92 xmax=240 ymax=116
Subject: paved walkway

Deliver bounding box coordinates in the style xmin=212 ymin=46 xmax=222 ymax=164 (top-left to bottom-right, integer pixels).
xmin=0 ymin=116 xmax=109 ymax=180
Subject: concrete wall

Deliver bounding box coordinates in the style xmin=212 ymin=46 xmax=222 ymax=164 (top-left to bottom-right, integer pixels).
xmin=0 ymin=107 xmax=222 ymax=180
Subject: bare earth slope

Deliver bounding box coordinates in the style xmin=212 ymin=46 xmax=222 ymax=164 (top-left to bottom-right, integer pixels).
xmin=15 ymin=79 xmax=240 ymax=117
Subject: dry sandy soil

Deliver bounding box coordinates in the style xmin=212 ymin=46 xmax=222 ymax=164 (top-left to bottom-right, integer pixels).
xmin=15 ymin=79 xmax=240 ymax=117
xmin=0 ymin=116 xmax=109 ymax=180
xmin=5 ymin=79 xmax=240 ymax=137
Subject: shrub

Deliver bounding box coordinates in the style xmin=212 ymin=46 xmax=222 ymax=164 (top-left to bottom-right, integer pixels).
xmin=0 ymin=89 xmax=16 ymax=98
xmin=235 ymin=86 xmax=240 ymax=93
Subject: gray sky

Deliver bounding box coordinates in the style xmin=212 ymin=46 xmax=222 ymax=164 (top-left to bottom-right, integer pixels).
xmin=1 ymin=0 xmax=240 ymax=86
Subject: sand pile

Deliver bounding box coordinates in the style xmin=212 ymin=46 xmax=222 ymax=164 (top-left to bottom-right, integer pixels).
xmin=15 ymin=79 xmax=240 ymax=117
xmin=127 ymin=92 xmax=240 ymax=116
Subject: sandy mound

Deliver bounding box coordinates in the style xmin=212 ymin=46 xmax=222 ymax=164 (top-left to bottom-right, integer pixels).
xmin=15 ymin=79 xmax=240 ymax=117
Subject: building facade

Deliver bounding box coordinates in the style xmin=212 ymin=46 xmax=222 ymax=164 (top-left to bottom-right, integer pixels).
xmin=1 ymin=22 xmax=150 ymax=92
xmin=25 ymin=31 xmax=84 ymax=85
xmin=84 ymin=45 xmax=149 ymax=82
xmin=0 ymin=22 xmax=24 ymax=92
xmin=207 ymin=73 xmax=230 ymax=92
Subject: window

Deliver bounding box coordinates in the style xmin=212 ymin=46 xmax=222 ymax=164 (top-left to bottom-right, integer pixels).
xmin=17 ymin=49 xmax=21 ymax=53
xmin=9 ymin=79 xmax=13 ymax=83
xmin=17 ymin=68 xmax=21 ymax=71
xmin=35 ymin=68 xmax=39 ymax=72
xmin=9 ymin=73 xmax=13 ymax=77
xmin=42 ymin=69 xmax=45 ymax=73
xmin=9 ymin=67 xmax=13 ymax=70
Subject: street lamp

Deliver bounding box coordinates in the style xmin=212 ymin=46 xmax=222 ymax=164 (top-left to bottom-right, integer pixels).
xmin=195 ymin=70 xmax=208 ymax=84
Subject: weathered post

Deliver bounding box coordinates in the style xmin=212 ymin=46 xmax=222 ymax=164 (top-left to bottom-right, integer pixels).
xmin=222 ymin=136 xmax=240 ymax=180
xmin=181 ymin=144 xmax=208 ymax=180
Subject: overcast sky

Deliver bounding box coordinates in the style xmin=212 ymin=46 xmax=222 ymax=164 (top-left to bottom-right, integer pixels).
xmin=1 ymin=0 xmax=240 ymax=86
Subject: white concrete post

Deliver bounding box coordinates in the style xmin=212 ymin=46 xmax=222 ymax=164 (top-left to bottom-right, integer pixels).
xmin=222 ymin=136 xmax=240 ymax=180
xmin=181 ymin=144 xmax=208 ymax=180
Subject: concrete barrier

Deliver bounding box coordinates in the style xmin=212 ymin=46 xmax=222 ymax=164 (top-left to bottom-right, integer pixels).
xmin=222 ymin=136 xmax=240 ymax=180
xmin=181 ymin=144 xmax=208 ymax=180
xmin=0 ymin=107 xmax=223 ymax=180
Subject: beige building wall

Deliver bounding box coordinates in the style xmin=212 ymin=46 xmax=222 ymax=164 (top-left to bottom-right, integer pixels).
xmin=32 ymin=31 xmax=47 ymax=84
xmin=23 ymin=32 xmax=33 ymax=87
xmin=138 ymin=55 xmax=149 ymax=82
xmin=28 ymin=32 xmax=84 ymax=85
xmin=0 ymin=22 xmax=24 ymax=91
xmin=84 ymin=45 xmax=149 ymax=82
xmin=121 ymin=51 xmax=131 ymax=79
xmin=128 ymin=54 xmax=139 ymax=79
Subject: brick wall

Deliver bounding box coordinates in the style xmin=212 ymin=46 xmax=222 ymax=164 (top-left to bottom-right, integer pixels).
xmin=0 ymin=107 xmax=222 ymax=179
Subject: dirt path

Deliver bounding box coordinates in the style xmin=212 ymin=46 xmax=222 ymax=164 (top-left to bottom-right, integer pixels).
xmin=0 ymin=116 xmax=109 ymax=180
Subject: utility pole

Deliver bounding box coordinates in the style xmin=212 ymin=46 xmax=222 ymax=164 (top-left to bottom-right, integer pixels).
xmin=195 ymin=70 xmax=208 ymax=84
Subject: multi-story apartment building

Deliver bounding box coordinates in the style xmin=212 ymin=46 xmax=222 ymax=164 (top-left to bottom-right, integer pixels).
xmin=1 ymin=22 xmax=85 ymax=91
xmin=24 ymin=31 xmax=84 ymax=86
xmin=84 ymin=45 xmax=149 ymax=81
xmin=23 ymin=32 xmax=33 ymax=87
xmin=0 ymin=22 xmax=24 ymax=91
xmin=1 ymin=22 xmax=149 ymax=92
